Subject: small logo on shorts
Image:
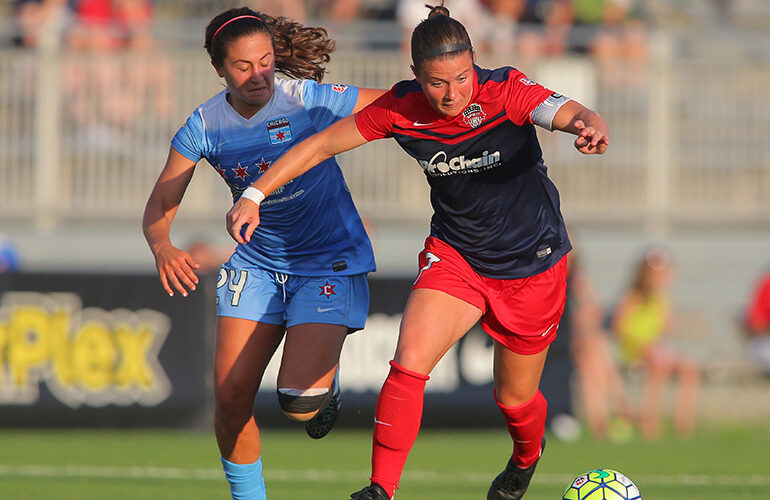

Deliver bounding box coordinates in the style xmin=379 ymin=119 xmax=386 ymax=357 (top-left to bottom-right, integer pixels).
xmin=319 ymin=281 xmax=336 ymax=299
xmin=317 ymin=306 xmax=336 ymax=313
xmin=414 ymin=252 xmax=441 ymax=285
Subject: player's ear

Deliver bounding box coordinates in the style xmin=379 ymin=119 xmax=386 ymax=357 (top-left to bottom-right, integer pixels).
xmin=410 ymin=64 xmax=421 ymax=82
xmin=211 ymin=59 xmax=225 ymax=78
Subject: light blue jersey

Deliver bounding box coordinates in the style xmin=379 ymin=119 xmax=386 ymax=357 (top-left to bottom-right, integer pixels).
xmin=172 ymin=78 xmax=375 ymax=277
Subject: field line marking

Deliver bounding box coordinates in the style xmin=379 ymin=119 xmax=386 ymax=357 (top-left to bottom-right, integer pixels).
xmin=0 ymin=465 xmax=769 ymax=487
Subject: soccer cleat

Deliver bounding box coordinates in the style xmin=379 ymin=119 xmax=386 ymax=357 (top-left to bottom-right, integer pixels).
xmin=305 ymin=369 xmax=341 ymax=439
xmin=349 ymin=483 xmax=390 ymax=500
xmin=487 ymin=438 xmax=546 ymax=500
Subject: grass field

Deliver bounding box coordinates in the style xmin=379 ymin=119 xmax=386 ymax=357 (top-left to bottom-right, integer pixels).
xmin=1 ymin=425 xmax=768 ymax=499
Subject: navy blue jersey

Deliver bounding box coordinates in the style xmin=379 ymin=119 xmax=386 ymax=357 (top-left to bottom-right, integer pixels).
xmin=356 ymin=65 xmax=571 ymax=279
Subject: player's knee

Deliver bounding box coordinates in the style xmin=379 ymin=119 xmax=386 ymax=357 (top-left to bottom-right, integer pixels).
xmin=277 ymin=388 xmax=331 ymax=422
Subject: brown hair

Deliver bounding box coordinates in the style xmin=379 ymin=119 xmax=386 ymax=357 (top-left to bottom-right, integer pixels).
xmin=411 ymin=3 xmax=473 ymax=70
xmin=630 ymin=247 xmax=672 ymax=298
xmin=205 ymin=7 xmax=335 ymax=82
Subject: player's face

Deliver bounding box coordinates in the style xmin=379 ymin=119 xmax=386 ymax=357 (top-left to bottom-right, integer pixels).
xmin=215 ymin=32 xmax=275 ymax=114
xmin=413 ymin=52 xmax=475 ymax=117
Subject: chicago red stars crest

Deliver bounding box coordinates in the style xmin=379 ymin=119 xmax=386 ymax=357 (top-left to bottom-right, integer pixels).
xmin=319 ymin=281 xmax=336 ymax=298
xmin=462 ymin=103 xmax=486 ymax=128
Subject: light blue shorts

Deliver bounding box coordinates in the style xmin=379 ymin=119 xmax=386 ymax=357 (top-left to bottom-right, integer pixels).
xmin=216 ymin=263 xmax=370 ymax=331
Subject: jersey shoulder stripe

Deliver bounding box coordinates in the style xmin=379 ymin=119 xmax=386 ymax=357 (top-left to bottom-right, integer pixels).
xmin=394 ymin=79 xmax=423 ymax=98
xmin=476 ymin=65 xmax=515 ymax=85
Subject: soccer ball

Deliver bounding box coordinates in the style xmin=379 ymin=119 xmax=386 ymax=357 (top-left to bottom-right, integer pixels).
xmin=562 ymin=468 xmax=641 ymax=500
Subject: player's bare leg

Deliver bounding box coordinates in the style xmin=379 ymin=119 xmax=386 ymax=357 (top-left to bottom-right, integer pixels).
xmin=214 ymin=317 xmax=284 ymax=499
xmin=214 ymin=318 xmax=284 ymax=460
xmin=487 ymin=343 xmax=549 ymax=500
xmin=639 ymin=346 xmax=674 ymax=440
xmin=277 ymin=323 xmax=347 ymax=438
xmin=673 ymin=356 xmax=700 ymax=438
xmin=351 ymin=289 xmax=481 ymax=499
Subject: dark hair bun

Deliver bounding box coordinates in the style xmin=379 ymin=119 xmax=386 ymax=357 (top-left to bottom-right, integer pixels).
xmin=426 ymin=3 xmax=450 ymax=19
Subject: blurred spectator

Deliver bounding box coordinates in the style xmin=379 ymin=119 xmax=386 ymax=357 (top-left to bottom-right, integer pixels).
xmin=59 ymin=0 xmax=173 ymax=149
xmin=574 ymin=0 xmax=648 ymax=86
xmin=744 ymin=268 xmax=770 ymax=379
xmin=514 ymin=0 xmax=575 ymax=67
xmin=397 ymin=0 xmax=492 ymax=55
xmin=312 ymin=0 xmax=364 ymax=22
xmin=568 ymin=248 xmax=634 ymax=441
xmin=247 ymin=0 xmax=307 ymax=22
xmin=14 ymin=0 xmax=73 ymax=48
xmin=612 ymin=247 xmax=700 ymax=441
xmin=0 ymin=234 xmax=20 ymax=272
xmin=482 ymin=0 xmax=527 ymax=56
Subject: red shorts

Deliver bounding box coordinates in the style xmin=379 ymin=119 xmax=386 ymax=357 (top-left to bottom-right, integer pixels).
xmin=412 ymin=236 xmax=569 ymax=355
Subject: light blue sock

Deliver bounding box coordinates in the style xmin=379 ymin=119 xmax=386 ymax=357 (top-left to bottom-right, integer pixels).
xmin=221 ymin=457 xmax=267 ymax=500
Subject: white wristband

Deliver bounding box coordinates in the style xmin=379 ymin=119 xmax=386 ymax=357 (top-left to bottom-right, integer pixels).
xmin=240 ymin=186 xmax=266 ymax=205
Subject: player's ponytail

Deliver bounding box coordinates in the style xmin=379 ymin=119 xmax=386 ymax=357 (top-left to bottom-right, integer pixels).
xmin=411 ymin=2 xmax=473 ymax=70
xmin=205 ymin=8 xmax=335 ymax=83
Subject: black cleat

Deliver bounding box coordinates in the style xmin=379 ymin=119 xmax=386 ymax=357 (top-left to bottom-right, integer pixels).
xmin=487 ymin=438 xmax=546 ymax=500
xmin=350 ymin=483 xmax=389 ymax=500
xmin=305 ymin=371 xmax=341 ymax=439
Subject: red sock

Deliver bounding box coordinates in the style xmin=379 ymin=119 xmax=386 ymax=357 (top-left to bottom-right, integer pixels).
xmin=370 ymin=360 xmax=429 ymax=498
xmin=495 ymin=390 xmax=547 ymax=468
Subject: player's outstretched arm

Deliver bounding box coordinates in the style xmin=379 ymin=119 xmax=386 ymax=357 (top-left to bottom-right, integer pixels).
xmin=353 ymin=88 xmax=387 ymax=113
xmin=226 ymin=115 xmax=369 ymax=244
xmin=551 ymin=100 xmax=610 ymax=155
xmin=143 ymin=146 xmax=201 ymax=297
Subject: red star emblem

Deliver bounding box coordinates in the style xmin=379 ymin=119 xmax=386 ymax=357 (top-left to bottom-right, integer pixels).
xmin=319 ymin=281 xmax=336 ymax=298
xmin=215 ymin=165 xmax=226 ymax=179
xmin=275 ymin=130 xmax=286 ymax=141
xmin=256 ymin=158 xmax=271 ymax=173
xmin=232 ymin=163 xmax=249 ymax=181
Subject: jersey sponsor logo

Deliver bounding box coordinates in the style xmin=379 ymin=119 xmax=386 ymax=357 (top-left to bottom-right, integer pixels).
xmin=462 ymin=103 xmax=486 ymax=128
xmin=519 ymin=77 xmax=537 ymax=86
xmin=418 ymin=150 xmax=502 ymax=177
xmin=331 ymin=84 xmax=348 ymax=93
xmin=266 ymin=117 xmax=293 ymax=145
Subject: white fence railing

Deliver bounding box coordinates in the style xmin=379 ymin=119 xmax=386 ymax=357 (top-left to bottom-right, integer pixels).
xmin=1 ymin=41 xmax=769 ymax=230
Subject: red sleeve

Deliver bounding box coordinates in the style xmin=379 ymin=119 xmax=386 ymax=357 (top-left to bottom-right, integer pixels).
xmin=503 ymin=70 xmax=556 ymax=126
xmin=354 ymin=89 xmax=396 ymax=141
xmin=747 ymin=272 xmax=770 ymax=333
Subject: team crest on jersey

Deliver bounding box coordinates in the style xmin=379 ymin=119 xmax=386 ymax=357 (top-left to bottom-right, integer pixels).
xmin=266 ymin=117 xmax=293 ymax=145
xmin=462 ymin=103 xmax=487 ymax=128
xmin=331 ymin=84 xmax=348 ymax=93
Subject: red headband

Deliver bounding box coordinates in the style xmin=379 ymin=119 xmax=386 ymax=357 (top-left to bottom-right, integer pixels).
xmin=211 ymin=15 xmax=263 ymax=45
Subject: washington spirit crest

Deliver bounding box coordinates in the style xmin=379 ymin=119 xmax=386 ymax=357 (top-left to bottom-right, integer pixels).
xmin=462 ymin=103 xmax=486 ymax=128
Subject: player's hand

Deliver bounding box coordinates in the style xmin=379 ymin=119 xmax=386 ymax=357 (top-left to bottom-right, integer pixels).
xmin=573 ymin=119 xmax=609 ymax=155
xmin=152 ymin=242 xmax=200 ymax=297
xmin=226 ymin=198 xmax=261 ymax=244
